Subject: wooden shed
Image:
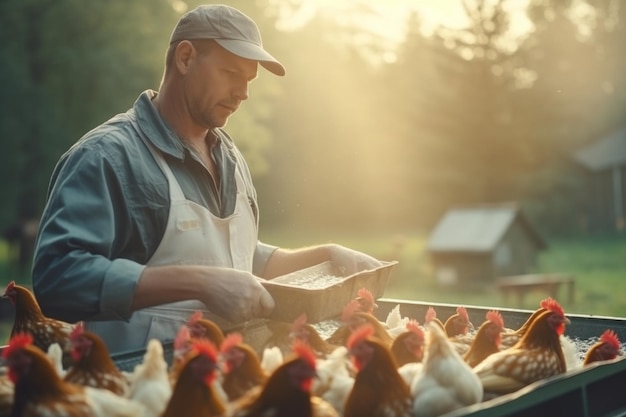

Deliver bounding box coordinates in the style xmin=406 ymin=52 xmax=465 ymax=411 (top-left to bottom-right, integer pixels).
xmin=572 ymin=126 xmax=626 ymax=234
xmin=426 ymin=203 xmax=547 ymax=286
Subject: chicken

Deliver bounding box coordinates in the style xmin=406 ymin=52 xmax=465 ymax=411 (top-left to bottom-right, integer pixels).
xmin=231 ymin=340 xmax=339 ymax=417
xmin=391 ymin=320 xmax=426 ymax=367
xmin=411 ymin=322 xmax=483 ymax=417
xmin=127 ymin=338 xmax=172 ymax=417
xmin=290 ymin=314 xmax=339 ymax=357
xmin=424 ymin=306 xmax=445 ymax=333
xmin=583 ymin=329 xmax=622 ymax=366
xmin=385 ymin=304 xmax=411 ymax=338
xmin=187 ymin=310 xmax=225 ymax=347
xmin=168 ymin=324 xmax=193 ymax=385
xmin=354 ymin=287 xmax=378 ymax=314
xmin=312 ymin=346 xmax=354 ymax=416
xmin=3 ymin=281 xmax=76 ymax=365
xmin=63 ymin=322 xmax=129 ymax=396
xmin=220 ymin=332 xmax=268 ymax=401
xmin=473 ymin=297 xmax=570 ymax=395
xmin=326 ymin=300 xmax=393 ymax=348
xmin=260 ymin=346 xmax=283 ymax=375
xmin=443 ymin=306 xmax=473 ymax=338
xmin=160 ymin=339 xmax=226 ymax=417
xmin=344 ymin=324 xmax=412 ymax=417
xmin=499 ymin=305 xmax=546 ymax=349
xmin=2 ymin=332 xmax=146 ymax=417
xmin=463 ymin=310 xmax=505 ymax=368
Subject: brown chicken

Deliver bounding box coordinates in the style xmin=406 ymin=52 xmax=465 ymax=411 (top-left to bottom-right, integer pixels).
xmin=390 ymin=320 xmax=426 ymax=367
xmin=187 ymin=310 xmax=225 ymax=347
xmin=2 ymin=333 xmax=145 ymax=417
xmin=344 ymin=324 xmax=412 ymax=417
xmin=220 ymin=332 xmax=268 ymax=401
xmin=326 ymin=300 xmax=393 ymax=348
xmin=3 ymin=281 xmax=76 ymax=364
xmin=231 ymin=340 xmax=339 ymax=417
xmin=463 ymin=310 xmax=505 ymax=368
xmin=443 ymin=306 xmax=473 ymax=338
xmin=583 ymin=329 xmax=622 ymax=366
xmin=63 ymin=323 xmax=129 ymax=396
xmin=424 ymin=306 xmax=446 ymax=332
xmin=290 ymin=313 xmax=339 ymax=357
xmin=473 ymin=297 xmax=570 ymax=395
xmin=354 ymin=287 xmax=378 ymax=314
xmin=160 ymin=339 xmax=226 ymax=417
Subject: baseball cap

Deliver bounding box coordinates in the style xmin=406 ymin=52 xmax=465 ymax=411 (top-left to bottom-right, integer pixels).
xmin=169 ymin=4 xmax=285 ymax=76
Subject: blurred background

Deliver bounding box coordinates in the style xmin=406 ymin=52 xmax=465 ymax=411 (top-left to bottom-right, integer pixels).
xmin=0 ymin=0 xmax=625 ymax=341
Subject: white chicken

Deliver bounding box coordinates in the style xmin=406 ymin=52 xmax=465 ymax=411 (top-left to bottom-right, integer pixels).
xmin=385 ymin=304 xmax=411 ymax=338
xmin=411 ymin=322 xmax=483 ymax=417
xmin=127 ymin=338 xmax=172 ymax=417
xmin=311 ymin=346 xmax=355 ymax=415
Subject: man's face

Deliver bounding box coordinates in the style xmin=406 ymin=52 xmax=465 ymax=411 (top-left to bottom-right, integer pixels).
xmin=185 ymin=42 xmax=258 ymax=129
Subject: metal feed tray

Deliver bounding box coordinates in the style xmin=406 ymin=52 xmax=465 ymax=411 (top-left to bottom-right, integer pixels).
xmin=262 ymin=260 xmax=397 ymax=323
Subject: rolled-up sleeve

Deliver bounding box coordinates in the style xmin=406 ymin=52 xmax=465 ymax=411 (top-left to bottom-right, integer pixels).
xmin=33 ymin=138 xmax=144 ymax=322
xmin=253 ymin=240 xmax=278 ymax=277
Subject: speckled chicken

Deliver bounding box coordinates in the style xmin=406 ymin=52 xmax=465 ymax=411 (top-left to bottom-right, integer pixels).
xmin=473 ymin=297 xmax=570 ymax=395
xmin=3 ymin=281 xmax=76 ymax=366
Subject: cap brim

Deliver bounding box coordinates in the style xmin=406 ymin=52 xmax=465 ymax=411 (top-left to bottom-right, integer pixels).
xmin=215 ymin=39 xmax=285 ymax=76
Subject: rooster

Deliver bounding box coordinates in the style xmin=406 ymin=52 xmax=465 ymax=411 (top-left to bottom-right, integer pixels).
xmin=187 ymin=310 xmax=225 ymax=347
xmin=391 ymin=320 xmax=426 ymax=367
xmin=220 ymin=332 xmax=268 ymax=401
xmin=344 ymin=324 xmax=412 ymax=417
xmin=463 ymin=310 xmax=505 ymax=368
xmin=63 ymin=322 xmax=129 ymax=396
xmin=127 ymin=338 xmax=172 ymax=417
xmin=473 ymin=297 xmax=570 ymax=395
xmin=160 ymin=339 xmax=226 ymax=417
xmin=230 ymin=340 xmax=339 ymax=417
xmin=2 ymin=332 xmax=145 ymax=417
xmin=3 ymin=281 xmax=76 ymax=365
xmin=411 ymin=322 xmax=483 ymax=417
xmin=583 ymin=329 xmax=622 ymax=366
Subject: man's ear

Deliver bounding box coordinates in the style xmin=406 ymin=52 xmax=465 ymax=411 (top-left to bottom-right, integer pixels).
xmin=175 ymin=40 xmax=195 ymax=75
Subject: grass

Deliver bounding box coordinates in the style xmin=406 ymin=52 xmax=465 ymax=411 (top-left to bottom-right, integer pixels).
xmin=259 ymin=228 xmax=626 ymax=318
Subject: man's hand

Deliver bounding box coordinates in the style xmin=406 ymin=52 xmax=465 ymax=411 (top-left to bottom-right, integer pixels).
xmin=197 ymin=268 xmax=275 ymax=322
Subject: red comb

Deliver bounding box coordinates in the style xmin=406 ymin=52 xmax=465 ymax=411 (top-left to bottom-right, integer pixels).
xmin=291 ymin=313 xmax=308 ymax=331
xmin=70 ymin=322 xmax=85 ymax=340
xmin=188 ymin=310 xmax=203 ymax=325
xmin=192 ymin=339 xmax=218 ymax=363
xmin=357 ymin=288 xmax=374 ymax=302
xmin=457 ymin=306 xmax=469 ymax=321
xmin=425 ymin=306 xmax=437 ymax=323
xmin=541 ymin=297 xmax=564 ymax=317
xmin=292 ymin=340 xmax=316 ymax=370
xmin=174 ymin=325 xmax=191 ymax=350
xmin=347 ymin=323 xmax=375 ymax=350
xmin=406 ymin=320 xmax=424 ymax=338
xmin=220 ymin=332 xmax=243 ymax=353
xmin=3 ymin=333 xmax=33 ymax=359
xmin=600 ymin=329 xmax=620 ymax=349
xmin=486 ymin=310 xmax=504 ymax=329
xmin=4 ymin=280 xmax=15 ymax=294
xmin=341 ymin=299 xmax=361 ymax=322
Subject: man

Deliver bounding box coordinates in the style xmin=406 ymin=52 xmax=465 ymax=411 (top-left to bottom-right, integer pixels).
xmin=32 ymin=4 xmax=382 ymax=353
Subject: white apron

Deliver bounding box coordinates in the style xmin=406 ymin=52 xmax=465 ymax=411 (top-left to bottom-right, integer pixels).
xmin=86 ymin=138 xmax=257 ymax=354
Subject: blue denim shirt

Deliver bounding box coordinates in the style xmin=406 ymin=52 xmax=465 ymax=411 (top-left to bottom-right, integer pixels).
xmin=32 ymin=90 xmax=276 ymax=323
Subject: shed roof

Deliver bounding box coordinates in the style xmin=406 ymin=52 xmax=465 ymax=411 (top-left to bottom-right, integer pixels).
xmin=427 ymin=203 xmax=546 ymax=253
xmin=573 ymin=127 xmax=626 ymax=172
